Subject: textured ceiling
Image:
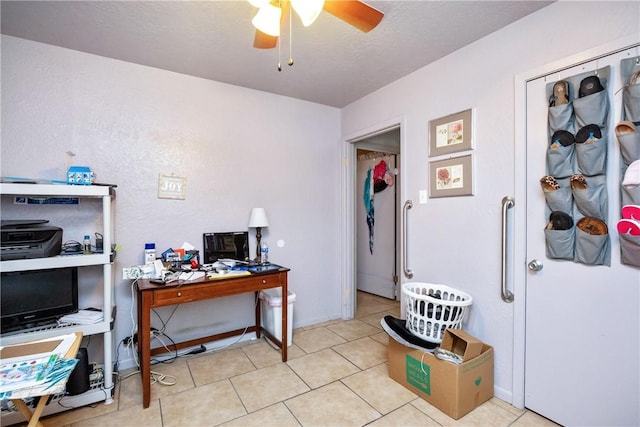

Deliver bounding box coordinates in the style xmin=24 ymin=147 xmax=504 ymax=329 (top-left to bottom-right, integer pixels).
xmin=1 ymin=1 xmax=552 ymax=107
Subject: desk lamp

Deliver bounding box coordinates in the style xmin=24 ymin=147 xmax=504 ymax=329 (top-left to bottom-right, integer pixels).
xmin=248 ymin=208 xmax=269 ymax=261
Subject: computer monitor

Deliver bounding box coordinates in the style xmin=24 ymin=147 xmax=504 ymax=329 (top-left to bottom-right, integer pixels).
xmin=203 ymin=231 xmax=249 ymax=264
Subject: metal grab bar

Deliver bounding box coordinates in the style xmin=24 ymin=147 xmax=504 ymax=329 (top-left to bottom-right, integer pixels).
xmin=501 ymin=196 xmax=515 ymax=303
xmin=402 ymin=200 xmax=414 ymax=279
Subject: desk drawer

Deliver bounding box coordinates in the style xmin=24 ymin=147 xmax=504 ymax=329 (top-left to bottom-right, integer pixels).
xmin=153 ymin=287 xmax=202 ymax=305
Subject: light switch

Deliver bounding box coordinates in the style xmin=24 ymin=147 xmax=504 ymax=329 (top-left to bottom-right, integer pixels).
xmin=419 ymin=190 xmax=428 ymax=204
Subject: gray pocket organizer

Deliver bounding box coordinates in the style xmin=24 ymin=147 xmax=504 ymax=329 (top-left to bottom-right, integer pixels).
xmin=575 ymin=133 xmax=607 ymax=176
xmin=573 ymin=90 xmax=609 ymax=129
xmin=574 ymin=227 xmax=610 ymax=266
xmin=623 ymin=84 xmax=640 ymax=123
xmin=619 ymin=233 xmax=640 ymax=268
xmin=621 ymin=182 xmax=640 ymax=206
xmin=618 ymin=131 xmax=640 ymax=167
xmin=548 ymin=103 xmax=574 ymax=135
xmin=572 ymin=174 xmax=607 ymax=219
xmin=547 ymin=144 xmax=575 ymax=178
xmin=543 ymin=177 xmax=573 ymax=213
xmin=545 ymin=227 xmax=575 ymax=260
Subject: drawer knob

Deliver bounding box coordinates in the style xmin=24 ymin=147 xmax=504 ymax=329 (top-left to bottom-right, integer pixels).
xmin=177 ymin=292 xmax=181 ymax=297
xmin=262 ymin=279 xmax=266 ymax=284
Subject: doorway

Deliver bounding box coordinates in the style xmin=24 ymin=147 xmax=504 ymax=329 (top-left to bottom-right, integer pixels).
xmin=351 ymin=127 xmax=401 ymax=302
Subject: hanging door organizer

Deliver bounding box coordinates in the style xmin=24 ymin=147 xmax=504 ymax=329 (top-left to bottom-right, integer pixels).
xmin=617 ymin=56 xmax=640 ymax=268
xmin=543 ymin=66 xmax=611 ymax=266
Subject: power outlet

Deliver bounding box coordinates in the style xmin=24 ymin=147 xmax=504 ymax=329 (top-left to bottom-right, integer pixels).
xmin=122 ymin=265 xmax=155 ymax=280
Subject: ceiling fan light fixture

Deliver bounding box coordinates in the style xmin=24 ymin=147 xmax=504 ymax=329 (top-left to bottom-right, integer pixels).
xmin=291 ymin=0 xmax=325 ymax=27
xmin=251 ymin=4 xmax=282 ymax=37
xmin=248 ymin=0 xmax=270 ymax=7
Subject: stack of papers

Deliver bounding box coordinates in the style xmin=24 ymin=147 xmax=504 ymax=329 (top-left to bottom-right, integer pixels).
xmin=59 ymin=309 xmax=103 ymax=325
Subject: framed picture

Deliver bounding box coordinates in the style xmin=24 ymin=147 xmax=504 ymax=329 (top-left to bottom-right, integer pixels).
xmin=429 ymin=109 xmax=473 ymax=156
xmin=429 ymin=155 xmax=474 ymax=198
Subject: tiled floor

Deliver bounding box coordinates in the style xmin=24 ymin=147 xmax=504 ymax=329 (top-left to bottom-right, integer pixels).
xmin=26 ymin=292 xmax=559 ymax=426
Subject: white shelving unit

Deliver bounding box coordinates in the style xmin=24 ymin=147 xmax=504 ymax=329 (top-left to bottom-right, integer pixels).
xmin=0 ymin=183 xmax=116 ymax=421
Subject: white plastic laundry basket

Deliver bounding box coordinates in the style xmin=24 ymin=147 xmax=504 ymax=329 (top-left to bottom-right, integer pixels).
xmin=402 ymin=282 xmax=473 ymax=344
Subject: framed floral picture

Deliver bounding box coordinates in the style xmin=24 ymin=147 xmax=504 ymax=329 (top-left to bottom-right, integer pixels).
xmin=429 ymin=109 xmax=473 ymax=156
xmin=429 ymin=155 xmax=474 ymax=198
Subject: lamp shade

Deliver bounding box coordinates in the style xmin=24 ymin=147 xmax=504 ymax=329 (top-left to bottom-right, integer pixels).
xmin=251 ymin=4 xmax=281 ymax=37
xmin=291 ymin=0 xmax=325 ymax=27
xmin=248 ymin=208 xmax=269 ymax=228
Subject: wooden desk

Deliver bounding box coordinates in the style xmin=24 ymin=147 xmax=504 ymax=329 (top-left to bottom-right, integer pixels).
xmin=136 ymin=267 xmax=289 ymax=408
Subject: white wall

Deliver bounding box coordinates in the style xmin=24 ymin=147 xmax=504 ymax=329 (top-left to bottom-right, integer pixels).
xmin=341 ymin=1 xmax=639 ymax=404
xmin=1 ymin=35 xmax=342 ymax=367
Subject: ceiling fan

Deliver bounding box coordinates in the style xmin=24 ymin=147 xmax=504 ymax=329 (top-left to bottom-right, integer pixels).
xmin=249 ymin=0 xmax=384 ymax=49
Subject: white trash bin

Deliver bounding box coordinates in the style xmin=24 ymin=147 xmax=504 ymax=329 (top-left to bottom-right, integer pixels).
xmin=259 ymin=288 xmax=296 ymax=347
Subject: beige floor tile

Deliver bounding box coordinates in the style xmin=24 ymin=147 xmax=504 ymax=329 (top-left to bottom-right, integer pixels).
xmin=219 ymin=402 xmax=301 ymax=427
xmin=298 ymin=319 xmax=342 ymax=330
xmin=230 ymin=363 xmax=310 ymax=413
xmin=188 ymin=347 xmax=256 ymax=386
xmin=38 ymin=397 xmax=118 ymax=427
xmin=327 ymin=319 xmax=382 ymax=341
xmin=287 ymin=348 xmax=360 ymax=389
xmin=341 ymin=364 xmax=418 ymax=415
xmin=356 ymin=294 xmax=397 ymax=317
xmin=31 ymin=292 xmax=556 ymax=427
xmin=241 ymin=339 xmax=306 ymax=369
xmin=285 ymin=381 xmax=381 ymax=427
xmin=412 ymin=397 xmax=519 ymax=426
xmin=370 ymin=331 xmax=390 ymax=346
xmin=160 ymin=379 xmax=246 ymax=426
xmin=490 ymin=396 xmax=526 ymax=417
xmin=117 ymin=360 xmax=195 ymax=410
xmin=293 ymin=327 xmax=346 ymax=354
xmin=70 ymin=399 xmax=162 ymax=427
xmin=358 ymin=311 xmax=387 ymax=329
xmin=332 ymin=337 xmax=387 ymax=370
xmin=368 ymin=403 xmax=440 ymax=427
xmin=512 ymin=410 xmax=561 ymax=426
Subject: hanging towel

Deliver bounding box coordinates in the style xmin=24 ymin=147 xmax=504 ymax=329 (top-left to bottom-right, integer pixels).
xmin=364 ymin=168 xmax=375 ymax=254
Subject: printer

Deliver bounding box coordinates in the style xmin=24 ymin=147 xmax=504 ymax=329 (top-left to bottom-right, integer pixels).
xmin=1 ymin=220 xmax=62 ymax=260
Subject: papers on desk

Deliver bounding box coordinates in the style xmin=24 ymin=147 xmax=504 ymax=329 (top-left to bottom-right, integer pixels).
xmin=0 ymin=333 xmax=78 ymax=396
xmin=207 ymin=270 xmax=250 ymax=280
xmin=59 ymin=309 xmax=103 ymax=325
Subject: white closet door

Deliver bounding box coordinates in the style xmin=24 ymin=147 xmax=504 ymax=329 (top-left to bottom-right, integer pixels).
xmin=357 ymin=154 xmax=396 ymax=299
xmin=524 ymin=46 xmax=639 ymax=426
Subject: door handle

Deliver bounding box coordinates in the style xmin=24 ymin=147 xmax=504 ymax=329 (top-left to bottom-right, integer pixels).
xmin=501 ymin=196 xmax=515 ymax=303
xmin=402 ymin=199 xmax=413 ymax=279
xmin=528 ymin=259 xmax=543 ymax=271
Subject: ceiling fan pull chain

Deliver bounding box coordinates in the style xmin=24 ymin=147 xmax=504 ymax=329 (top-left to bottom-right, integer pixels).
xmin=288 ymin=1 xmax=294 ymax=67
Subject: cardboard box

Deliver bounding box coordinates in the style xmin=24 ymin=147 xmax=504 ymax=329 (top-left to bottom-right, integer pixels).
xmin=387 ymin=329 xmax=494 ymax=420
xmin=440 ymin=328 xmax=484 ymax=362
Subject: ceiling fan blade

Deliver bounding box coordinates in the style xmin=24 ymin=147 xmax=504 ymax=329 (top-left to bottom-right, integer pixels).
xmin=254 ymin=30 xmax=278 ymax=49
xmin=322 ymin=0 xmax=384 ymax=33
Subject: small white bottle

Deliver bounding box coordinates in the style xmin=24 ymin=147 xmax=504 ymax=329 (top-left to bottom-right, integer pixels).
xmin=260 ymin=241 xmax=269 ymax=264
xmin=144 ymin=243 xmax=156 ymax=265
xmin=83 ymin=235 xmax=91 ymax=254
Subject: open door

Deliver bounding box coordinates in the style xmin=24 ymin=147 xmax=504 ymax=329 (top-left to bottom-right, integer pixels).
xmin=356 ymin=150 xmax=397 ymax=299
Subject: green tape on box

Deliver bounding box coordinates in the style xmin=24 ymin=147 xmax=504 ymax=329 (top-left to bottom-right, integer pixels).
xmin=406 ymin=354 xmax=430 ymax=395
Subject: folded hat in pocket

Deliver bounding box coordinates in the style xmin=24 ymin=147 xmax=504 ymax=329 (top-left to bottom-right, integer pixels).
xmin=622 ymin=205 xmax=640 ymax=221
xmin=546 ymin=211 xmax=573 ymax=231
xmin=579 ymin=75 xmax=604 ymax=97
xmin=617 ymin=219 xmax=640 ymax=236
xmin=623 ymin=160 xmax=640 ymax=187
xmin=575 ymin=124 xmax=602 ymax=143
xmin=577 ymin=217 xmax=608 ymax=235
